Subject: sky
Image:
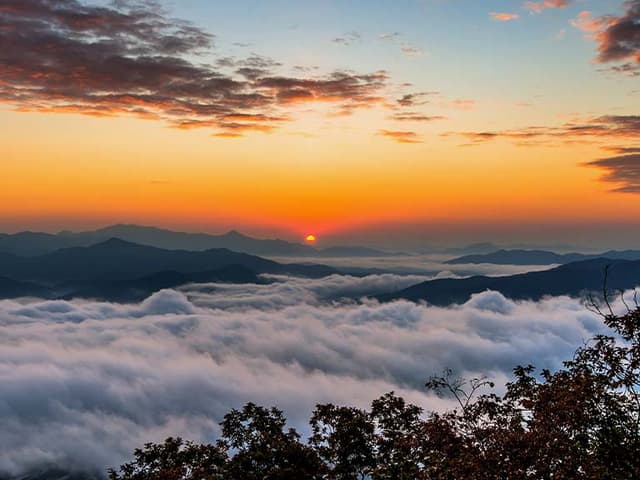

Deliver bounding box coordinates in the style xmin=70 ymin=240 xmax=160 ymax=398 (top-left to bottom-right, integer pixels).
xmin=1 ymin=0 xmax=640 ymax=247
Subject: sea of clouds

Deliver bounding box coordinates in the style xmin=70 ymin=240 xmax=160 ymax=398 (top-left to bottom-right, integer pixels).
xmin=0 ymin=272 xmax=615 ymax=477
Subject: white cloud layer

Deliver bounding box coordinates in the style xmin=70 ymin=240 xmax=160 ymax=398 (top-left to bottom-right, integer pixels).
xmin=0 ymin=274 xmax=612 ymax=477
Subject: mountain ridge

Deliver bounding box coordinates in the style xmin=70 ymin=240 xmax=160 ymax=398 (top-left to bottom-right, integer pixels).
xmin=379 ymin=258 xmax=640 ymax=306
xmin=0 ymin=239 xmax=340 ymax=300
xmin=446 ymin=248 xmax=640 ymax=265
xmin=0 ymin=224 xmax=395 ymax=257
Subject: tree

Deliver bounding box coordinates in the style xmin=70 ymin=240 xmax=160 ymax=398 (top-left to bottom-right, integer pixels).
xmin=309 ymin=404 xmax=375 ymax=479
xmin=222 ymin=402 xmax=325 ymax=480
xmin=107 ymin=437 xmax=227 ymax=480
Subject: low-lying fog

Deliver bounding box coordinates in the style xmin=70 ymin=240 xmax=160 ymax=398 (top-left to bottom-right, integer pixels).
xmin=0 ymin=268 xmax=621 ymax=477
xmin=269 ymin=254 xmax=556 ymax=277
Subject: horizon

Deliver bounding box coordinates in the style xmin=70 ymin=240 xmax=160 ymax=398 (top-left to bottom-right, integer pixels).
xmin=3 ymin=219 xmax=640 ymax=251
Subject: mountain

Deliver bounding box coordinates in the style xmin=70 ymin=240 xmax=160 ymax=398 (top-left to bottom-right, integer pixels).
xmin=0 ymin=238 xmax=338 ymax=285
xmin=63 ymin=264 xmax=262 ymax=302
xmin=317 ymin=246 xmax=396 ymax=257
xmin=440 ymin=242 xmax=502 ymax=255
xmin=379 ymin=258 xmax=640 ymax=306
xmin=0 ymin=231 xmax=80 ymax=256
xmin=445 ymin=249 xmax=640 ymax=265
xmin=0 ymin=276 xmax=50 ymax=299
xmin=0 ymin=225 xmax=397 ymax=257
xmin=71 ymin=225 xmax=318 ymax=256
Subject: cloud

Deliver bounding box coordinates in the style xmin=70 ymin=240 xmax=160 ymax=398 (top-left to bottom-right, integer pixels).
xmin=447 ymin=115 xmax=640 ymax=146
xmin=0 ymin=272 xmax=618 ymax=477
xmin=400 ymin=44 xmax=425 ymax=57
xmin=446 ymin=98 xmax=476 ymax=110
xmin=584 ymin=153 xmax=640 ymax=192
xmin=571 ymin=2 xmax=640 ymax=76
xmin=524 ymin=0 xmax=573 ymax=13
xmin=396 ymin=92 xmax=437 ymax=107
xmin=0 ymin=0 xmax=390 ymax=137
xmin=601 ymin=145 xmax=640 ymax=154
xmin=378 ymin=130 xmax=423 ymax=144
xmin=490 ymin=12 xmax=520 ymax=22
xmin=391 ymin=113 xmax=447 ymax=122
xmin=332 ymin=31 xmax=361 ymax=46
xmin=378 ymin=32 xmax=401 ymax=42
xmin=446 ymin=116 xmax=640 ymax=191
xmin=374 ymin=32 xmax=425 ymax=58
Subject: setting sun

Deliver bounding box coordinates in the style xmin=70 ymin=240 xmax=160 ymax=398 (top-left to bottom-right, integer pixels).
xmin=305 ymin=234 xmax=317 ymax=243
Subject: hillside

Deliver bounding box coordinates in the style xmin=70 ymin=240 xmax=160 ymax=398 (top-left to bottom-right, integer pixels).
xmin=445 ymin=249 xmax=640 ymax=265
xmin=379 ymin=258 xmax=640 ymax=305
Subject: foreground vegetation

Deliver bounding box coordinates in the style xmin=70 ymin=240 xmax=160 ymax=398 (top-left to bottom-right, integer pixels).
xmin=110 ymin=298 xmax=640 ymax=479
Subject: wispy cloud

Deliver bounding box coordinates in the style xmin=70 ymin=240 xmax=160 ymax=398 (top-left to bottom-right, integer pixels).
xmin=447 ymin=115 xmax=640 ymax=146
xmin=392 ymin=113 xmax=446 ymax=122
xmin=524 ymin=0 xmax=574 ymax=13
xmin=376 ymin=32 xmax=425 ymax=58
xmin=378 ymin=130 xmax=423 ymax=144
xmin=396 ymin=92 xmax=437 ymax=107
xmin=400 ymin=44 xmax=426 ymax=57
xmin=332 ymin=31 xmax=362 ymax=46
xmin=378 ymin=32 xmax=401 ymax=42
xmin=446 ymin=98 xmax=476 ymax=110
xmin=490 ymin=12 xmax=520 ymax=22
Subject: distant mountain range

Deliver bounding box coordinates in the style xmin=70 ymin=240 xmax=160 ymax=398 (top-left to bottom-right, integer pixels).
xmin=446 ymin=249 xmax=640 ymax=265
xmin=0 ymin=238 xmax=339 ymax=301
xmin=61 ymin=265 xmax=263 ymax=303
xmin=0 ymin=224 xmax=396 ymax=257
xmin=0 ymin=276 xmax=50 ymax=299
xmin=379 ymin=258 xmax=640 ymax=305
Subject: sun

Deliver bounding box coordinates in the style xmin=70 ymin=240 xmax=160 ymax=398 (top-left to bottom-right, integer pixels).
xmin=305 ymin=234 xmax=316 ymax=243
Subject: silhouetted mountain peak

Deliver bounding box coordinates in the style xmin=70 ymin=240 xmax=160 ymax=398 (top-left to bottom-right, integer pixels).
xmin=224 ymin=229 xmax=248 ymax=238
xmin=94 ymin=224 xmax=161 ymax=235
xmin=90 ymin=237 xmax=146 ymax=250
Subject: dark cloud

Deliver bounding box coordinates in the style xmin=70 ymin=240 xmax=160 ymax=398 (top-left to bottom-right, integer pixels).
xmin=0 ymin=273 xmax=616 ymax=477
xmin=584 ymin=153 xmax=640 ymax=192
xmin=396 ymin=92 xmax=436 ymax=108
xmin=255 ymin=71 xmax=388 ymax=105
xmin=0 ymin=0 xmax=389 ymax=136
xmin=572 ymin=1 xmax=640 ymax=76
xmin=594 ymin=1 xmax=640 ymax=67
xmin=378 ymin=130 xmax=422 ymax=144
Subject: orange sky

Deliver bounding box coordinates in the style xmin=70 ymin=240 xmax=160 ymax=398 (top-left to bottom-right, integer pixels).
xmin=1 ymin=0 xmax=640 ymax=246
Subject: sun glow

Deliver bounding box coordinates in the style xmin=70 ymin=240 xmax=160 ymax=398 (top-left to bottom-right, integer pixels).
xmin=305 ymin=234 xmax=316 ymax=243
